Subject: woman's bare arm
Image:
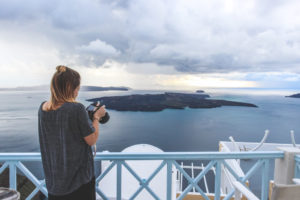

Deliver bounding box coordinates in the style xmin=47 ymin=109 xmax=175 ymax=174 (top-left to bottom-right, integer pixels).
xmin=84 ymin=119 xmax=99 ymax=146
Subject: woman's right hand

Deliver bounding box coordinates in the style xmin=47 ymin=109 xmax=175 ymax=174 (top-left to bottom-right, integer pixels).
xmin=93 ymin=105 xmax=106 ymax=121
xmin=85 ymin=104 xmax=105 ymax=146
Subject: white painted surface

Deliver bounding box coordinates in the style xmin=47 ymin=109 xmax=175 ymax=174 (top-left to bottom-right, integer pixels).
xmin=233 ymin=181 xmax=259 ymax=200
xmin=219 ymin=142 xmax=245 ymax=195
xmin=274 ymin=147 xmax=300 ymax=184
xmin=292 ymin=178 xmax=300 ymax=185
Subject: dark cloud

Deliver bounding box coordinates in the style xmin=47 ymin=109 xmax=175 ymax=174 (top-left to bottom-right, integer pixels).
xmin=1 ymin=0 xmax=300 ymax=73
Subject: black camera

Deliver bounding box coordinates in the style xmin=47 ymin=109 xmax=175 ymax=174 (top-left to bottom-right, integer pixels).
xmin=86 ymin=101 xmax=110 ymax=124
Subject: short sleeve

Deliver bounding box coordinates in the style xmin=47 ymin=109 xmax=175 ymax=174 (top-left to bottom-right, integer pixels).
xmin=76 ymin=103 xmax=95 ymax=138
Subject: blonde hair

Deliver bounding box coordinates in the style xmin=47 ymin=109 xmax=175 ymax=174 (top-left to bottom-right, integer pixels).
xmin=48 ymin=65 xmax=81 ymax=110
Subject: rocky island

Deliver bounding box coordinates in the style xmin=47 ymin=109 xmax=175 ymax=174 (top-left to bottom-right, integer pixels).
xmin=87 ymin=92 xmax=257 ymax=111
xmin=196 ymin=90 xmax=205 ymax=93
xmin=286 ymin=93 xmax=300 ymax=98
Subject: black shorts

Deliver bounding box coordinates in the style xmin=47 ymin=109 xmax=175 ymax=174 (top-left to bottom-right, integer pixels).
xmin=48 ymin=177 xmax=96 ymax=200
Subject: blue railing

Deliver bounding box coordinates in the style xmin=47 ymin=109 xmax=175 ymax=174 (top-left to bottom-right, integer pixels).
xmin=294 ymin=155 xmax=300 ymax=178
xmin=0 ymin=151 xmax=283 ymax=200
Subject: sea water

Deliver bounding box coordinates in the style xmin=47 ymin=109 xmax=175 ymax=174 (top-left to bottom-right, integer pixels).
xmin=1 ymin=89 xmax=300 ymax=195
xmin=1 ymin=89 xmax=300 ymax=152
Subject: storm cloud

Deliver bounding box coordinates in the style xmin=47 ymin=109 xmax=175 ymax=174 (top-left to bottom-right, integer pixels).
xmin=1 ymin=0 xmax=300 ymax=73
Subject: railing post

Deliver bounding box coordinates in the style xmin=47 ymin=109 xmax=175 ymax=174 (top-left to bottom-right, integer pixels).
xmin=214 ymin=160 xmax=221 ymax=200
xmin=294 ymin=156 xmax=300 ymax=178
xmin=9 ymin=161 xmax=17 ymax=190
xmin=116 ymin=160 xmax=122 ymax=200
xmin=261 ymin=159 xmax=270 ymax=200
xmin=234 ymin=188 xmax=241 ymax=200
xmin=166 ymin=160 xmax=172 ymax=200
xmin=274 ymin=147 xmax=300 ymax=184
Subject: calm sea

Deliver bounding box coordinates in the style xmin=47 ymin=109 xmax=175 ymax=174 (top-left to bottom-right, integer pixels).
xmin=1 ymin=88 xmax=300 ymax=191
xmin=1 ymin=89 xmax=300 ymax=153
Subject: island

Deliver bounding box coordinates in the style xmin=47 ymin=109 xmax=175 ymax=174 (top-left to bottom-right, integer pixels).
xmin=286 ymin=93 xmax=300 ymax=98
xmin=196 ymin=90 xmax=205 ymax=93
xmin=87 ymin=92 xmax=257 ymax=111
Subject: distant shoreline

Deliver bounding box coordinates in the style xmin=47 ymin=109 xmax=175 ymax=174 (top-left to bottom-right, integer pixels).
xmin=0 ymin=85 xmax=130 ymax=92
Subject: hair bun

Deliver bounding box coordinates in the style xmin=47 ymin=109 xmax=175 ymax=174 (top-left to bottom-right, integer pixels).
xmin=56 ymin=65 xmax=67 ymax=73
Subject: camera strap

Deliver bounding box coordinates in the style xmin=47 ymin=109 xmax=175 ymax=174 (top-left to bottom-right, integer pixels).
xmin=93 ymin=144 xmax=97 ymax=157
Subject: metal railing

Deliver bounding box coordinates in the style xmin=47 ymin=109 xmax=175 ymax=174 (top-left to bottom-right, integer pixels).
xmin=0 ymin=151 xmax=284 ymax=200
xmin=294 ymin=155 xmax=300 ymax=178
xmin=177 ymin=162 xmax=216 ymax=194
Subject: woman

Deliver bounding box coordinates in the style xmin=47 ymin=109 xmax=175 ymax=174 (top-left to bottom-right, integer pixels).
xmin=38 ymin=65 xmax=106 ymax=200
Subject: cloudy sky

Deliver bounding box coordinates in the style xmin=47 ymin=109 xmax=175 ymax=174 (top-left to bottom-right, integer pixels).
xmin=1 ymin=0 xmax=300 ymax=89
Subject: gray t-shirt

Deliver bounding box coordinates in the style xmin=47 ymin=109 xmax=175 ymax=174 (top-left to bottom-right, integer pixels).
xmin=38 ymin=102 xmax=95 ymax=195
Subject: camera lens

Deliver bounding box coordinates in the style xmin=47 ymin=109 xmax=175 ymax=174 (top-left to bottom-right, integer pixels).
xmin=100 ymin=112 xmax=110 ymax=124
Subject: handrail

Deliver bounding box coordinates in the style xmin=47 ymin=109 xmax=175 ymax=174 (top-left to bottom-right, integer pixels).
xmin=0 ymin=151 xmax=284 ymax=161
xmin=250 ymin=130 xmax=270 ymax=151
xmin=0 ymin=151 xmax=284 ymax=200
xmin=229 ymin=130 xmax=270 ymax=152
xmin=295 ymin=155 xmax=300 ymax=179
xmin=291 ymin=130 xmax=297 ymax=147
